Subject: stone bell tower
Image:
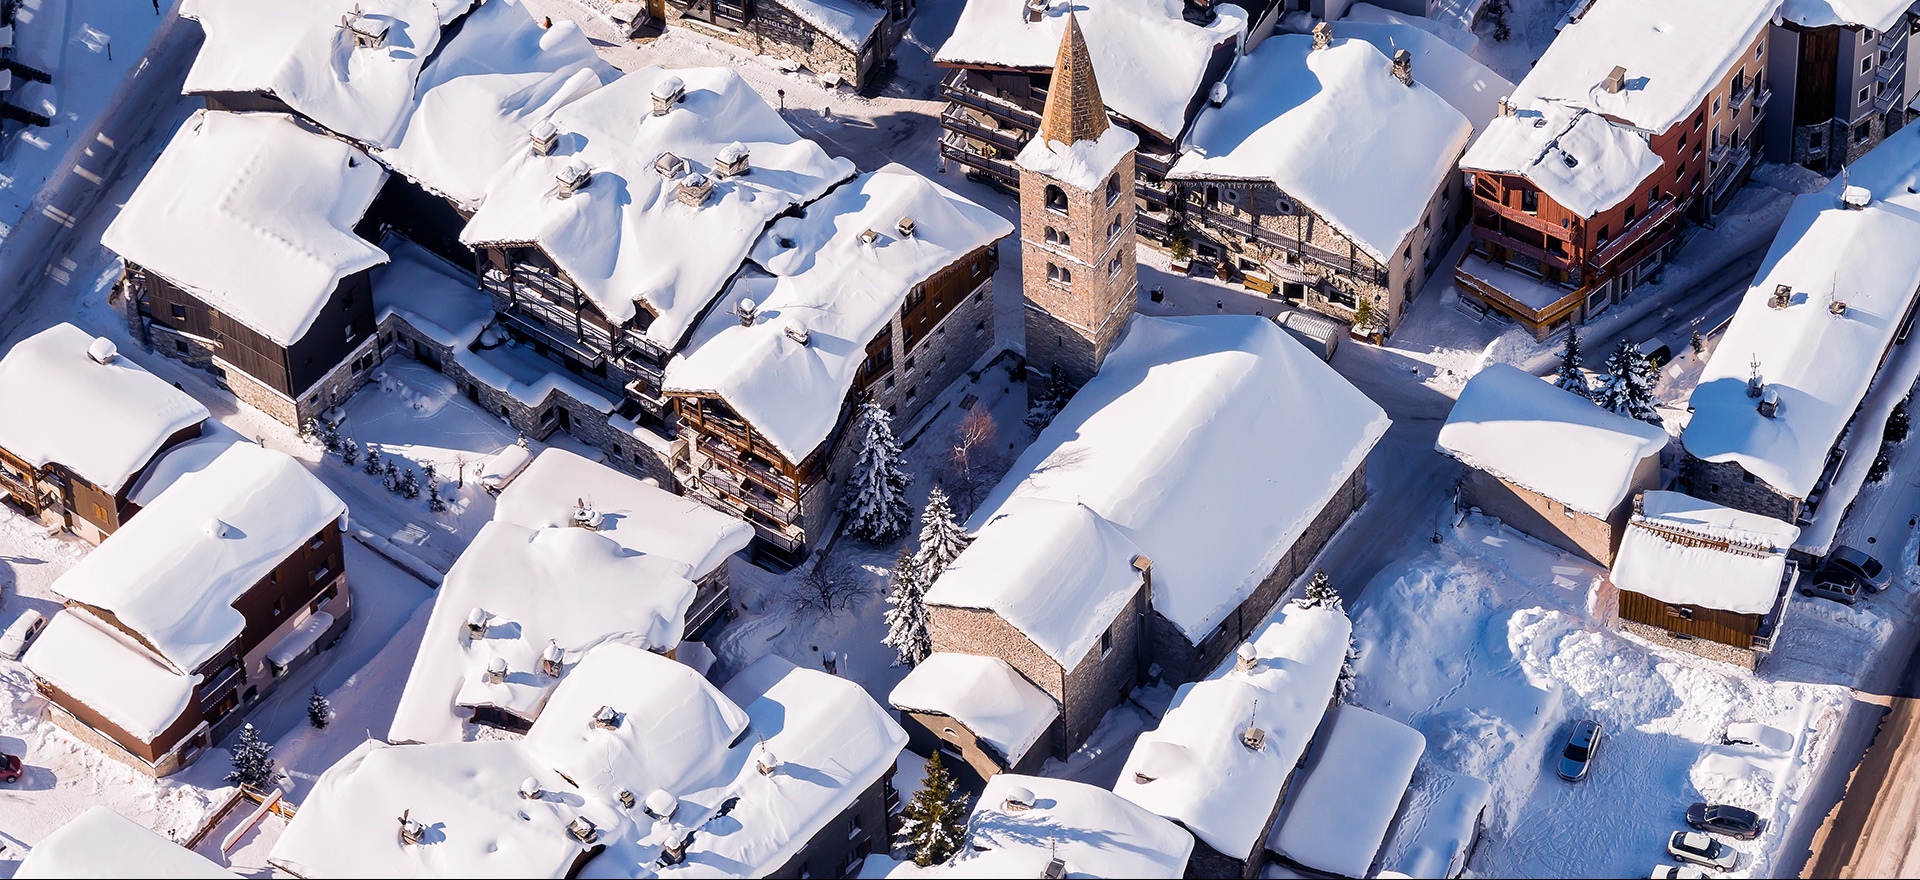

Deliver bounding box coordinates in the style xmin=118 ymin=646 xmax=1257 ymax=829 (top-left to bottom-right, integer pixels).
xmin=1018 ymin=10 xmax=1140 ymax=394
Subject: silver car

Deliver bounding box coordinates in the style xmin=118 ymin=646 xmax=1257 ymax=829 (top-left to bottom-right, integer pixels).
xmin=1558 ymin=719 xmax=1602 ymax=782
xmin=1667 ymin=831 xmax=1737 ymax=871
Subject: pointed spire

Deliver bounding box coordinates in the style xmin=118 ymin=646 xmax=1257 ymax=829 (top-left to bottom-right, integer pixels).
xmin=1038 ymin=9 xmax=1110 ymax=146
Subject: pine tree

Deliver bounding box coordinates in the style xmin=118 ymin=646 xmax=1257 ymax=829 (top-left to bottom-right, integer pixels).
xmin=341 ymin=436 xmax=359 ymax=467
xmin=428 ymin=479 xmax=447 ymax=513
xmin=300 ymin=418 xmax=321 ymax=446
xmin=1554 ymin=326 xmax=1592 ymax=399
xmin=1023 ymin=367 xmax=1073 ymax=437
xmin=840 ymin=402 xmax=913 ymax=543
xmin=898 ymin=751 xmax=969 ymax=866
xmin=911 ymin=488 xmax=970 ymax=579
xmin=1597 ymin=339 xmax=1662 ymax=425
xmin=1889 ymin=397 xmax=1911 ymax=444
xmin=318 ymin=420 xmax=342 ymax=453
xmin=363 ymin=443 xmax=383 ymax=475
xmin=1335 ymin=641 xmax=1361 ymax=703
xmin=1294 ymin=569 xmax=1344 ymax=615
xmin=307 ymin=688 xmax=331 ymax=730
xmin=422 ymin=462 xmax=437 ymax=487
xmin=883 ymin=550 xmax=932 ymax=667
xmin=226 ymin=723 xmax=280 ymax=790
xmin=383 ymin=460 xmax=400 ymax=492
xmin=400 ymin=467 xmax=421 ymax=499
xmin=1690 ymin=330 xmax=1706 ymax=356
xmin=1353 ymin=298 xmax=1375 ymax=329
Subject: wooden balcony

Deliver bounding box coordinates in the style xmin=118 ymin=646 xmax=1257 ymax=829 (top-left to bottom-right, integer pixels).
xmin=1192 ymin=206 xmax=1389 ymax=286
xmin=1591 ymin=196 xmax=1680 ymax=269
xmin=1455 ymin=253 xmax=1585 ymax=328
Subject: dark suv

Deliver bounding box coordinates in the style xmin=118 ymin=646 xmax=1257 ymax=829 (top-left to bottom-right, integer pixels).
xmin=1827 ymin=546 xmax=1890 ymax=592
xmin=1686 ymin=802 xmax=1764 ymax=840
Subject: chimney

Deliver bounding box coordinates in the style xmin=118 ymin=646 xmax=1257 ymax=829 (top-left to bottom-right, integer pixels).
xmin=520 ymin=777 xmax=543 ymax=800
xmin=1831 ymin=299 xmax=1849 ymax=316
xmin=568 ymin=816 xmax=600 ymax=844
xmin=659 ymin=832 xmax=691 ymax=867
xmin=1241 ymin=726 xmax=1267 ymax=751
xmin=1769 ymin=284 xmax=1792 ymax=309
xmin=715 ymin=142 xmax=750 ymax=178
xmin=897 ymin=216 xmax=916 ymax=238
xmin=398 ymin=810 xmax=424 ymax=845
xmin=466 ymin=607 xmax=490 ymax=640
xmin=539 ymin=640 xmax=564 ymax=677
xmin=1603 ymin=65 xmax=1627 ymax=94
xmin=485 ymin=656 xmax=508 ymax=684
xmin=1497 ymin=96 xmax=1516 ymax=117
xmin=617 ymin=788 xmax=637 ymax=809
xmin=783 ymin=319 xmax=810 ymax=346
xmin=591 ymin=705 xmax=622 ymax=730
xmin=1024 ymin=0 xmax=1045 ymax=23
xmin=1209 ymin=81 xmax=1228 ymax=107
xmin=343 ymin=5 xmax=390 ymax=50
xmin=1392 ymin=49 xmax=1413 ymax=87
xmin=755 ymin=743 xmax=782 ymax=775
xmin=677 ymin=172 xmax=715 ymax=207
xmin=1746 ymin=358 xmax=1764 ymax=399
xmin=1044 ymin=857 xmax=1068 ymax=879
xmin=86 ymin=337 xmax=117 ymax=365
xmin=644 ymin=789 xmax=679 ymax=820
xmin=571 ymin=497 xmax=603 ymax=530
xmin=1758 ymin=386 xmax=1781 ymax=419
xmin=654 ymin=151 xmax=689 ymax=179
xmin=1843 ymin=185 xmax=1871 ymax=209
xmin=1003 ymin=785 xmax=1035 ymax=812
xmin=858 ymin=228 xmax=880 ymax=246
xmin=1235 ymin=642 xmax=1257 ymax=672
xmin=529 ymin=119 xmax=558 ymax=157
xmin=1312 ymin=21 xmax=1332 ymax=51
xmin=735 ymin=297 xmax=758 ymax=327
xmin=556 ymin=158 xmax=591 ymax=199
xmin=651 ymin=76 xmax=686 ymax=116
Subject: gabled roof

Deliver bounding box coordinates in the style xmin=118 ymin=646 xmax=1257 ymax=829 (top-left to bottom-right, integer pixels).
xmin=23 ymin=610 xmax=196 ymax=744
xmin=664 ymin=164 xmax=1012 ymax=463
xmin=766 ymin=0 xmax=886 ymax=51
xmin=1332 ymin=20 xmax=1513 ymax=132
xmin=1611 ymin=490 xmax=1799 ymax=615
xmin=1460 ymin=102 xmax=1663 ymax=219
xmin=494 ymin=448 xmax=751 ymax=580
xmin=17 ymin=807 xmax=234 ymax=879
xmin=1780 ymin=0 xmax=1912 ymax=33
xmin=889 ymin=652 xmax=1059 ymax=763
xmin=0 ymin=322 xmax=207 ymax=493
xmin=102 ymin=110 xmax=388 ymax=347
xmin=1268 ymin=705 xmax=1426 ymax=877
xmin=961 ymin=775 xmax=1193 ymax=877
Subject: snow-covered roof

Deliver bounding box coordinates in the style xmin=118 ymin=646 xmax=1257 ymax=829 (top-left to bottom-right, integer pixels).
xmin=1377 ymin=769 xmax=1494 ymax=880
xmin=960 ymin=775 xmax=1193 ymax=878
xmin=371 ymin=235 xmax=496 ymax=350
xmin=16 ymin=806 xmax=234 ymax=879
xmin=1016 ymin=126 xmax=1140 ymax=194
xmin=1781 ymin=0 xmax=1913 ymax=32
xmin=375 ymin=0 xmax=616 ymax=211
xmin=1269 ymin=705 xmax=1426 ymax=878
xmin=1681 ymin=189 xmax=1920 ymax=497
xmin=889 ymin=652 xmax=1059 ymax=763
xmin=1611 ymin=490 xmax=1799 ymax=615
xmin=0 ymin=322 xmax=207 ymax=494
xmin=935 ymin=0 xmax=1247 ymax=141
xmin=125 ymin=421 xmax=248 ymax=507
xmin=51 ymin=443 xmax=344 ymax=674
xmin=1115 ymin=604 xmax=1352 ymax=861
xmin=934 ymin=316 xmax=1388 ymax=650
xmin=1342 ymin=3 xmax=1479 ymax=54
xmin=1437 ymin=363 xmax=1668 ymax=517
xmin=1172 ymin=34 xmax=1474 ymax=264
xmin=461 ymin=65 xmax=856 ymax=345
xmin=388 ymin=520 xmax=696 ymax=744
xmin=23 ymin=610 xmax=196 ymax=744
xmin=664 ymin=165 xmax=1012 ymax=463
xmin=1513 ymin=0 xmax=1775 ymax=135
xmin=1460 ymin=102 xmax=1663 ymax=219
xmin=102 ymin=110 xmax=388 ymax=347
xmin=495 ymin=448 xmax=751 ymax=580
xmin=1332 ymin=21 xmax=1513 ymax=133
xmin=180 ymin=0 xmax=469 ymax=146
xmin=766 ymin=0 xmax=886 ymax=50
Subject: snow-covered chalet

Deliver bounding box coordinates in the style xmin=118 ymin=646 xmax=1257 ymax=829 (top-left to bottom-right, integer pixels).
xmin=659 ymin=0 xmax=916 ymax=89
xmin=17 ymin=806 xmax=235 ymax=879
xmin=1765 ymin=0 xmax=1919 ymax=174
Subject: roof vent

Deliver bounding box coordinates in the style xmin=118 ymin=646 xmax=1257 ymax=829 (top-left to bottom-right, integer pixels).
xmin=1023 ymin=0 xmax=1045 ymax=23
xmin=1131 ymin=554 xmax=1152 ymax=573
xmin=539 ymin=640 xmax=564 ymax=677
xmin=859 ymin=228 xmax=880 ymax=246
xmin=1312 ymin=21 xmax=1332 ymax=51
xmin=897 ymin=216 xmax=916 ymax=238
xmin=568 ymin=816 xmax=599 ymax=844
xmin=466 ymin=607 xmax=490 ymax=640
xmin=755 ymin=743 xmax=782 ymax=775
xmin=342 ymin=5 xmax=390 ymax=50
xmin=1497 ymin=96 xmax=1515 ymax=117
xmin=1843 ymin=185 xmax=1871 ymax=209
xmin=659 ymin=831 xmax=692 ymax=867
xmin=1133 ymin=769 xmax=1157 ymax=784
xmin=556 ymin=159 xmax=591 ymax=199
xmin=1235 ymin=642 xmax=1258 ymax=672
xmin=1209 ymin=81 xmax=1228 ymax=107
xmin=520 ymin=776 xmax=543 ymax=800
xmin=591 ymin=705 xmax=622 ymax=730
xmin=1831 ymin=299 xmax=1849 ymax=316
xmin=205 ymin=519 xmax=232 ymax=539
xmin=1769 ymin=284 xmax=1792 ymax=309
xmin=736 ymin=297 xmax=758 ymax=327
xmin=1043 ymin=857 xmax=1069 ymax=879
xmin=1603 ymin=65 xmax=1627 ymax=94
xmin=1003 ymin=785 xmax=1035 ymax=812
xmin=651 ymin=76 xmax=686 ymax=116
xmin=529 ymin=119 xmax=559 ymax=157
xmin=87 ymin=337 xmax=117 ymax=365
xmin=677 ymin=172 xmax=715 ymax=207
xmin=571 ymin=496 xmax=604 ymax=530
xmin=1392 ymin=49 xmax=1413 ymax=87
xmin=715 ymin=142 xmax=750 ymax=178
xmin=485 ymin=655 xmax=508 ymax=684
xmin=645 ymin=789 xmax=679 ymax=819
xmin=1241 ymin=726 xmax=1267 ymax=751
xmin=398 ymin=810 xmax=424 ymax=845
xmin=654 ymin=151 xmax=689 ymax=179
xmin=617 ymin=788 xmax=637 ymax=809
xmin=1758 ymin=386 xmax=1781 ymax=419
xmin=783 ymin=319 xmax=810 ymax=346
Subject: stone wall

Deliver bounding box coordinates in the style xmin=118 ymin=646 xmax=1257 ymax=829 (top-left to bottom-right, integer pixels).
xmin=1019 ymin=151 xmax=1138 ymax=390
xmin=1683 ymin=455 xmax=1800 ymax=523
xmin=1617 ymin=619 xmax=1759 ymax=671
xmin=661 ymin=1 xmax=889 ymax=87
xmin=1459 ymin=454 xmax=1657 ymax=566
xmin=869 ymin=278 xmax=995 ymax=425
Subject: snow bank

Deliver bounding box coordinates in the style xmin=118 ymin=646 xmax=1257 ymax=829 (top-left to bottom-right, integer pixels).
xmin=1015 ymin=127 xmax=1139 ymax=194
xmin=766 ymin=0 xmax=885 ymax=51
xmin=1115 ymin=604 xmax=1353 ymax=862
xmin=1269 ymin=705 xmax=1425 ymax=878
xmin=51 ymin=443 xmax=345 ymax=673
xmin=461 ymin=65 xmax=855 ymax=345
xmin=376 ymin=0 xmax=616 ymax=211
xmin=938 ymin=316 xmax=1386 ymax=648
xmin=496 ymin=448 xmax=751 ymax=580
xmin=180 ymin=0 xmax=457 ymax=146
xmin=388 ymin=520 xmax=696 ymax=744
xmin=1611 ymin=491 xmax=1799 ymax=615
xmin=1332 ymin=21 xmax=1513 ymax=131
xmin=1780 ymin=0 xmax=1913 ymax=32
xmin=1461 ymin=102 xmax=1662 ymax=219
xmin=0 ymin=322 xmax=208 ymax=494
xmin=935 ymin=0 xmax=1246 ymax=141
xmin=102 ymin=111 xmax=388 ymax=347
xmin=888 ymin=652 xmax=1059 ymax=764
xmin=959 ymin=774 xmax=1193 ymax=878
xmin=1173 ymin=35 xmax=1474 ymax=264
xmin=16 ymin=806 xmax=233 ymax=879
xmin=1513 ymin=0 xmax=1775 ymax=135
xmin=1375 ymin=768 xmax=1493 ymax=880
xmin=23 ymin=610 xmax=196 ymax=744
xmin=1681 ymin=189 xmax=1920 ymax=498
xmin=125 ymin=421 xmax=248 ymax=507
xmin=664 ymin=164 xmax=1012 ymax=463
xmin=1437 ymin=363 xmax=1667 ymax=517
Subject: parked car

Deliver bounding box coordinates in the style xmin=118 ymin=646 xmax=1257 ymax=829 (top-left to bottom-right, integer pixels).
xmin=1558 ymin=719 xmax=1603 ymax=782
xmin=1638 ymin=337 xmax=1674 ymax=368
xmin=1668 ymin=831 xmax=1737 ymax=871
xmin=1650 ymin=865 xmax=1709 ymax=880
xmin=1686 ymin=802 xmax=1765 ymax=840
xmin=0 ymin=754 xmax=19 ymax=784
xmin=0 ymin=610 xmax=46 ymax=661
xmin=1800 ymin=571 xmax=1862 ymax=605
xmin=1827 ymin=545 xmax=1890 ymax=592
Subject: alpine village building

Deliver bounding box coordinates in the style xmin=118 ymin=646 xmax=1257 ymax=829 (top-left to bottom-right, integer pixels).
xmin=1764 ymin=1 xmax=1917 ymax=174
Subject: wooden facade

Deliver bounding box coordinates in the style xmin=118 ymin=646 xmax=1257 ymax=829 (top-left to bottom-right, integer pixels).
xmin=1616 ymin=588 xmax=1764 ymax=649
xmin=0 ymin=422 xmax=203 ymax=544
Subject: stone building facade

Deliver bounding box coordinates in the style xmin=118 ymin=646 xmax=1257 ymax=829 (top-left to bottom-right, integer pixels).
xmin=896 ymin=707 xmax=1054 ymax=793
xmin=1683 ymin=456 xmax=1802 ymax=524
xmin=662 ymin=0 xmax=912 ymax=88
xmin=1765 ymin=12 xmax=1915 ymax=176
xmin=1460 ymin=456 xmax=1659 ymax=565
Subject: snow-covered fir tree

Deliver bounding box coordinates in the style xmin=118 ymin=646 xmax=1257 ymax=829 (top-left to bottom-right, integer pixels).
xmin=318 ymin=420 xmax=342 ymax=453
xmin=911 ymin=488 xmax=970 ymax=578
xmin=308 ymin=689 xmax=331 ymax=729
xmin=383 ymin=460 xmax=400 ymax=492
xmin=341 ymin=437 xmax=358 ymax=467
xmin=1554 ymin=326 xmax=1591 ymax=399
xmin=300 ymin=418 xmax=321 ymax=446
xmin=428 ymin=480 xmax=447 ymax=513
xmin=898 ymin=751 xmax=969 ymax=866
xmin=400 ymin=467 xmax=421 ymax=499
xmin=1024 ymin=368 xmax=1073 ymax=437
xmin=227 ymin=723 xmax=280 ymax=789
xmin=1293 ymin=569 xmax=1344 ymax=615
xmin=1335 ymin=641 xmax=1361 ymax=703
xmin=883 ymin=550 xmax=932 ymax=667
xmin=1596 ymin=338 xmax=1662 ymax=425
xmin=840 ymin=402 xmax=913 ymax=543
xmin=363 ymin=443 xmax=382 ymax=475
